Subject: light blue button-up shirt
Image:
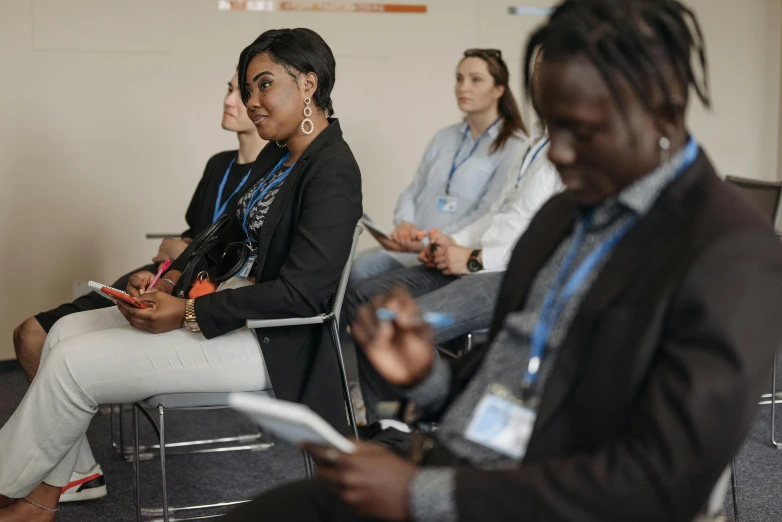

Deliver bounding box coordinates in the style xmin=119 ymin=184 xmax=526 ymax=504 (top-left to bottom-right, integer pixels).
xmin=394 ymin=121 xmax=527 ymax=235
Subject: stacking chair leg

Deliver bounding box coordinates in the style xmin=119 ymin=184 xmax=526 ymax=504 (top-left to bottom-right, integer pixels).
xmin=330 ymin=317 xmax=359 ymax=438
xmin=120 ymin=405 xmax=127 ymax=459
xmin=303 ymin=452 xmax=315 ymax=478
xmin=133 ymin=405 xmax=142 ymax=522
xmin=117 ymin=401 xmax=270 ymax=462
xmin=132 ymin=401 xmax=263 ymax=520
xmin=731 ymin=458 xmax=739 ymax=521
xmin=464 ymin=332 xmax=474 ymax=356
xmin=771 ymin=348 xmax=782 ymax=449
xmin=158 ymin=405 xmax=170 ymax=522
xmin=110 ymin=404 xmax=119 ymax=452
xmin=111 ymin=404 xmax=130 ymax=460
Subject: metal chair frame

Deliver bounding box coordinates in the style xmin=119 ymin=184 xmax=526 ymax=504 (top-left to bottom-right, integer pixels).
xmin=723 ymin=177 xmax=782 ymax=449
xmin=131 ymin=225 xmax=363 ymax=521
xmin=462 ymin=328 xmax=490 ymax=356
xmin=724 ymin=176 xmax=782 ymax=231
xmin=111 ymin=404 xmax=267 ymax=462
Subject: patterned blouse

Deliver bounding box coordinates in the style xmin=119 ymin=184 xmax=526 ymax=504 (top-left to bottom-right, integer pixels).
xmin=236 ymin=163 xmax=289 ymax=244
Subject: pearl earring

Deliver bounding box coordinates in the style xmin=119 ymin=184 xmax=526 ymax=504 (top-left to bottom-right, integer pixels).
xmin=301 ymin=97 xmax=314 ymax=135
xmin=659 ymin=136 xmax=670 ymax=165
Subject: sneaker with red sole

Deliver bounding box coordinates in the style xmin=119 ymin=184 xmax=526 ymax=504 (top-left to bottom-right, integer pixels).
xmin=59 ymin=464 xmax=107 ymax=503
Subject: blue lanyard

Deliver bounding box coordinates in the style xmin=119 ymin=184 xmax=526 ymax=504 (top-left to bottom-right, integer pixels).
xmin=515 ymin=137 xmax=550 ymax=189
xmin=522 ymin=136 xmax=700 ymax=389
xmin=242 ymin=153 xmax=293 ymax=245
xmin=213 ymin=155 xmax=252 ymax=224
xmin=523 ymin=214 xmax=637 ymax=389
xmin=446 ymin=118 xmax=501 ymax=195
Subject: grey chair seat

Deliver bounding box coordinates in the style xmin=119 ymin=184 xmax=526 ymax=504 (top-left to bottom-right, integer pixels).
xmin=143 ymin=390 xmax=274 ymax=410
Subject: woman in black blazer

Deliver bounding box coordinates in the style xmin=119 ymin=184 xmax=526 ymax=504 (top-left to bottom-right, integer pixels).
xmin=0 ymin=28 xmax=362 ymax=518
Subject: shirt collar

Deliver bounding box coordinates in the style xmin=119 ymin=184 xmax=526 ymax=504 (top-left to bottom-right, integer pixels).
xmin=582 ymin=138 xmax=697 ymax=229
xmin=616 ymin=139 xmax=700 ymax=216
xmin=606 ymin=139 xmax=696 ymax=217
xmin=464 ymin=119 xmax=501 ymax=141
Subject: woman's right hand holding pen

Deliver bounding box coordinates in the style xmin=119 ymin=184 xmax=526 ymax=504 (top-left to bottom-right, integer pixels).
xmin=126 ymin=270 xmax=180 ymax=297
xmin=351 ymin=286 xmax=435 ymax=387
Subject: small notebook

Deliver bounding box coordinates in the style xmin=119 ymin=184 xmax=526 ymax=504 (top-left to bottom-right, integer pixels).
xmin=88 ymin=281 xmax=124 ymax=301
xmin=87 ymin=281 xmax=147 ymax=309
xmin=228 ymin=393 xmax=356 ymax=453
xmin=361 ymin=213 xmax=391 ymax=240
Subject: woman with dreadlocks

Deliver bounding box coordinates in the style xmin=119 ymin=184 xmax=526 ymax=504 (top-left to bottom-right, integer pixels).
xmin=222 ymin=1 xmax=782 ymax=520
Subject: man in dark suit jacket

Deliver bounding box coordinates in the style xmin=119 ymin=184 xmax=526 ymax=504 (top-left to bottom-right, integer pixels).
xmin=224 ymin=1 xmax=782 ymax=521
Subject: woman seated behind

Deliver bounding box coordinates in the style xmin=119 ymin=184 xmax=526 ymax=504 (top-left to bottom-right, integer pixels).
xmin=0 ymin=27 xmax=362 ymax=521
xmin=352 ymin=48 xmax=528 ymax=284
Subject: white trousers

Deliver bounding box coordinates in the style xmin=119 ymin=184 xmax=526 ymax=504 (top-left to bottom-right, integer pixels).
xmin=0 ymin=306 xmax=268 ymax=498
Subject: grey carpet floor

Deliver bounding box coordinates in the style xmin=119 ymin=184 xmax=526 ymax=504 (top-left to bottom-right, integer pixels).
xmin=0 ymin=366 xmax=306 ymax=521
xmin=1 ymin=362 xmax=781 ymax=521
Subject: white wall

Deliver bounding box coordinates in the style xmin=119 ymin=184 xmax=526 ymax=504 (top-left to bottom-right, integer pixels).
xmin=0 ymin=0 xmax=780 ymax=360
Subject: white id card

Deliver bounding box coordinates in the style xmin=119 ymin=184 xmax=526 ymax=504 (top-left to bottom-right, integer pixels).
xmin=464 ymin=390 xmax=536 ymax=460
xmin=436 ymin=196 xmax=458 ymax=213
xmin=237 ymin=255 xmax=256 ymax=279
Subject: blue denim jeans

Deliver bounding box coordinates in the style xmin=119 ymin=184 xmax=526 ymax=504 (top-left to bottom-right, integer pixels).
xmin=342 ymin=266 xmax=504 ymax=423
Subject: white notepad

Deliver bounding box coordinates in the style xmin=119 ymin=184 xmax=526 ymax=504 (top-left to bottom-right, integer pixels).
xmin=228 ymin=393 xmax=356 ymax=453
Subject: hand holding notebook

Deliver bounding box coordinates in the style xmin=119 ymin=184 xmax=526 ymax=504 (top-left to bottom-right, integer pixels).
xmin=88 ymin=281 xmax=148 ymax=309
xmin=228 ymin=393 xmax=356 ymax=453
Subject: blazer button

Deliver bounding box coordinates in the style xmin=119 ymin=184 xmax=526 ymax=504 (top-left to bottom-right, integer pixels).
xmin=263 ymin=337 xmax=270 ymax=344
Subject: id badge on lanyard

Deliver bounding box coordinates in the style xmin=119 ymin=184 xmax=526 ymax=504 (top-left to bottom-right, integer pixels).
xmin=464 ymin=383 xmax=536 ymax=460
xmin=436 ymin=195 xmax=458 ymax=213
xmin=237 ymin=255 xmax=256 ymax=279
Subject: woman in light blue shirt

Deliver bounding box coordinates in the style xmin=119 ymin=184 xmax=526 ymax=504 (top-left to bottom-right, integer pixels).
xmin=353 ymin=49 xmax=528 ymax=284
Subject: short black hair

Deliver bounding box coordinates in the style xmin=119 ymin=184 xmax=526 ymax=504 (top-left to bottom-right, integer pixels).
xmin=524 ymin=0 xmax=711 ymax=121
xmin=238 ymin=28 xmax=336 ymax=116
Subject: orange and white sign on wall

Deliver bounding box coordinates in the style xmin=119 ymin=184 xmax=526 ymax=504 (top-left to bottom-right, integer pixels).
xmin=217 ymin=1 xmax=427 ymax=13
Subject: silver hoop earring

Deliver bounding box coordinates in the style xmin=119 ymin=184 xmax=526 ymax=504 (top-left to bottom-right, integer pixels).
xmin=301 ymin=97 xmax=314 ymax=135
xmin=659 ymin=136 xmax=670 ymax=165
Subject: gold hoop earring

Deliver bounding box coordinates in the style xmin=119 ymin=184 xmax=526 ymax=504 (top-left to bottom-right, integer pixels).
xmin=301 ymin=97 xmax=314 ymax=135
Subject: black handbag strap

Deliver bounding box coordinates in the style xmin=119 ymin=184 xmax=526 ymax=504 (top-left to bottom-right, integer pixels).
xmin=174 ymin=215 xmax=249 ymax=297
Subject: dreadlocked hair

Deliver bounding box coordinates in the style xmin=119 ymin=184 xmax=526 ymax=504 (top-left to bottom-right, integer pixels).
xmin=524 ymin=0 xmax=711 ymax=121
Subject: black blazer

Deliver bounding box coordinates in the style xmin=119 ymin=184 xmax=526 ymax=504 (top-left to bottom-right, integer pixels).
xmin=436 ymin=151 xmax=782 ymax=521
xmin=173 ymin=119 xmax=362 ymax=433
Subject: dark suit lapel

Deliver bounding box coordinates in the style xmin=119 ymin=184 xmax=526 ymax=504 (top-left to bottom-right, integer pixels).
xmin=531 ymin=155 xmax=711 ymax=438
xmin=490 ymin=196 xmax=577 ymax=340
xmin=252 ymin=119 xmax=344 ymax=276
xmin=251 ymin=159 xmax=305 ymax=272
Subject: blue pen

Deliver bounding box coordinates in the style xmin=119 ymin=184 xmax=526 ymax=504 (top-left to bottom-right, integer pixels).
xmin=375 ymin=307 xmax=454 ymax=328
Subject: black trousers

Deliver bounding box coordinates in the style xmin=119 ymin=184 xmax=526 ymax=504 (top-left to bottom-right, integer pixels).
xmin=222 ymin=478 xmax=385 ymax=522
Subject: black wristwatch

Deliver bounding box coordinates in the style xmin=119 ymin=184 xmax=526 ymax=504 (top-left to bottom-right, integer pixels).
xmin=467 ymin=249 xmax=483 ymax=273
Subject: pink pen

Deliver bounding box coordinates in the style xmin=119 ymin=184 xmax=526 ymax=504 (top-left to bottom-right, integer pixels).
xmin=147 ymin=259 xmax=173 ymax=291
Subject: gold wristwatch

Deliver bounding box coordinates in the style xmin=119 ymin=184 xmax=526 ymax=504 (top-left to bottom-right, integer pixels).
xmin=184 ymin=299 xmax=201 ymax=332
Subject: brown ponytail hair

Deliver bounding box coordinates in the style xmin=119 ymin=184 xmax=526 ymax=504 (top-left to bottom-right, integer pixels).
xmin=461 ymin=49 xmax=528 ymax=153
